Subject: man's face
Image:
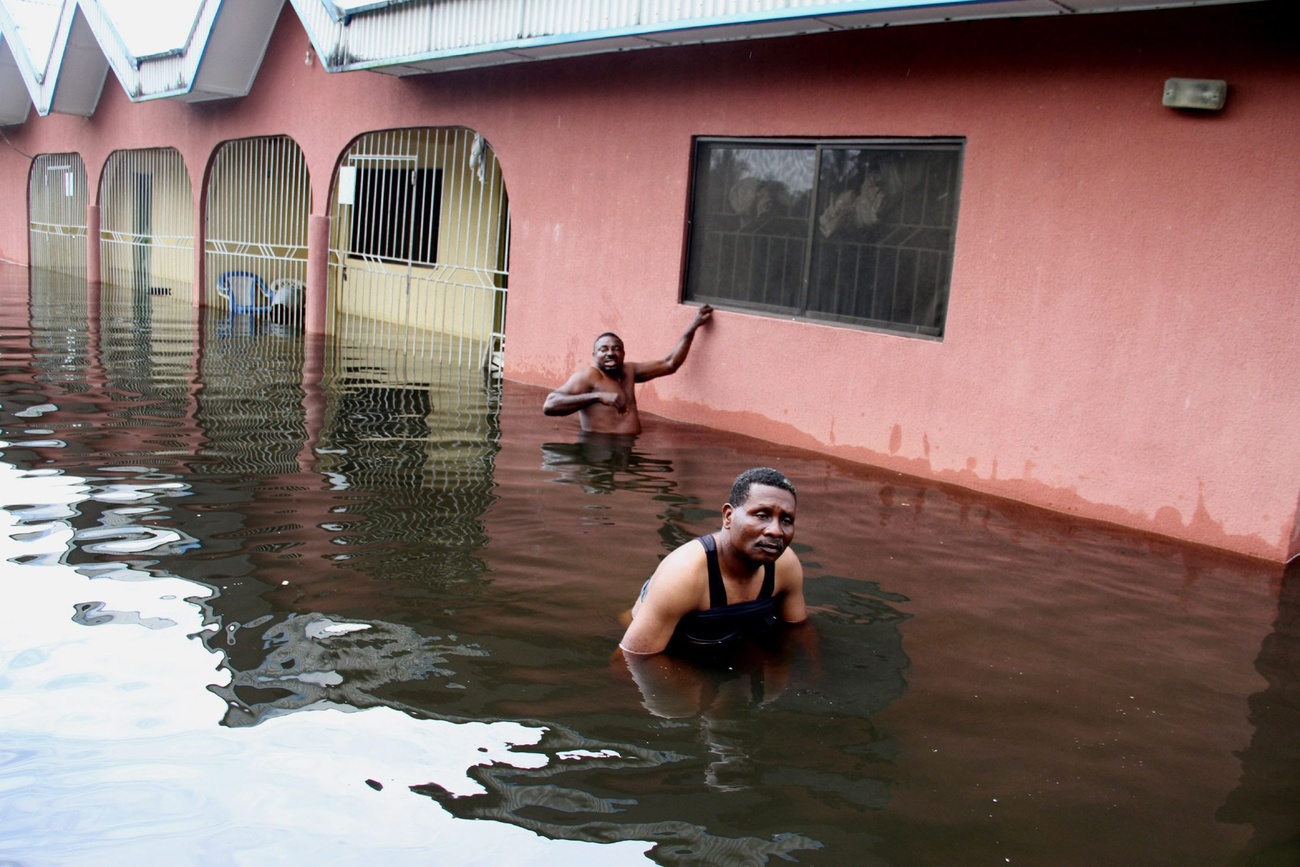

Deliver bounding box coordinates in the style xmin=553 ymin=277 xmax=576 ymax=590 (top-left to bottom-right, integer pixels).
xmin=593 ymin=336 xmax=625 ymax=376
xmin=723 ymin=484 xmax=796 ymax=563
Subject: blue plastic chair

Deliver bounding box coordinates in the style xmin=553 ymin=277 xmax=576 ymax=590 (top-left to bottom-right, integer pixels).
xmin=216 ymin=270 xmax=270 ymax=314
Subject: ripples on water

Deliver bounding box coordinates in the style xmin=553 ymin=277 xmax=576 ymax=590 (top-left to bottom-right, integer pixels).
xmin=0 ymin=266 xmax=1295 ymax=866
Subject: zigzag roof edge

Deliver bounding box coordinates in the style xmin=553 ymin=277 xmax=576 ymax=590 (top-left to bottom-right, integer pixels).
xmin=0 ymin=0 xmax=77 ymax=115
xmin=76 ymin=0 xmax=284 ymax=103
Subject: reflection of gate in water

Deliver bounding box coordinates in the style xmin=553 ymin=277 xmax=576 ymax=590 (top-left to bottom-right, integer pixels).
xmin=100 ymin=147 xmax=195 ymax=305
xmin=328 ymin=128 xmax=510 ymax=373
xmin=204 ymin=136 xmax=310 ymax=336
xmin=29 ymin=153 xmax=88 ymax=278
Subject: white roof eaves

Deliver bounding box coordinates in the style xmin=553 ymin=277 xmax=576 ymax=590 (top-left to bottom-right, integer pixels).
xmin=76 ymin=0 xmax=208 ymax=101
xmin=0 ymin=0 xmax=106 ymax=117
xmin=297 ymin=0 xmax=1270 ymax=76
xmin=89 ymin=3 xmax=200 ymax=69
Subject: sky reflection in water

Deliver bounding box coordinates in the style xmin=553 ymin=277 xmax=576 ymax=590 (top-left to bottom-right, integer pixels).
xmin=0 ymin=460 xmax=651 ymax=866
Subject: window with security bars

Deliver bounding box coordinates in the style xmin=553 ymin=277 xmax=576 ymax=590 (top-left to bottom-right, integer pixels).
xmin=683 ymin=138 xmax=962 ymax=338
xmin=349 ymin=167 xmax=442 ymax=265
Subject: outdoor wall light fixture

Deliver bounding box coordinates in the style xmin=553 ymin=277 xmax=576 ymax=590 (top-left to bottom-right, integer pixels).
xmin=1163 ymin=78 xmax=1227 ymax=111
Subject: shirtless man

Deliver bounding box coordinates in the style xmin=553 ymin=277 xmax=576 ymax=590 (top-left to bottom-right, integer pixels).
xmin=543 ymin=305 xmax=713 ymax=436
xmin=620 ymin=467 xmax=807 ymax=657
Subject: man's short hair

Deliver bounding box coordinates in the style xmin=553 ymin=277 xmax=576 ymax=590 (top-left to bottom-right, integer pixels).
xmin=593 ymin=332 xmax=622 ymax=349
xmin=728 ymin=467 xmax=796 ymax=507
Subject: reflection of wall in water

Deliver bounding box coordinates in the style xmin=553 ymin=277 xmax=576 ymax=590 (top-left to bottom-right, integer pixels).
xmin=19 ymin=273 xmax=203 ymax=498
xmin=96 ymin=282 xmax=197 ymax=396
xmin=1218 ymin=561 xmax=1300 ymax=864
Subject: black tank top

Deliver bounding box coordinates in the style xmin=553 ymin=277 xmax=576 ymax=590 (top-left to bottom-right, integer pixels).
xmin=670 ymin=534 xmax=779 ymax=649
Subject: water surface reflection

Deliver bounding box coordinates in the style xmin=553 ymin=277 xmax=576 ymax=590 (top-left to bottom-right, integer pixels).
xmin=0 ymin=265 xmax=1289 ymax=865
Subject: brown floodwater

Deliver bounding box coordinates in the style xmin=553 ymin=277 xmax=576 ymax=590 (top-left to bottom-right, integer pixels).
xmin=0 ymin=265 xmax=1294 ymax=866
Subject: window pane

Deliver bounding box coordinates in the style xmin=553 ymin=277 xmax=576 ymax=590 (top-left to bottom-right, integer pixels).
xmin=684 ymin=138 xmax=961 ymax=338
xmin=685 ymin=144 xmax=815 ymax=310
xmin=808 ymin=146 xmax=960 ymax=335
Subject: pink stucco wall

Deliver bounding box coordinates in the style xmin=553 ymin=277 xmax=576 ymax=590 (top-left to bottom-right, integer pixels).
xmin=0 ymin=2 xmax=1296 ymax=562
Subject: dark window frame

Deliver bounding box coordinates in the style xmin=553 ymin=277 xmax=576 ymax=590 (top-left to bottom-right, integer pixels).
xmin=681 ymin=136 xmax=964 ymax=339
xmin=349 ymin=166 xmax=442 ymax=266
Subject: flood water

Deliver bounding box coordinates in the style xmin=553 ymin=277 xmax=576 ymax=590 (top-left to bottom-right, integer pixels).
xmin=0 ymin=265 xmax=1295 ymax=866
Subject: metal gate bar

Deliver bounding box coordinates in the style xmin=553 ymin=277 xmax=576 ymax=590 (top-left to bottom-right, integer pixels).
xmin=29 ymin=153 xmax=88 ymax=278
xmin=100 ymin=147 xmax=195 ymax=309
xmin=327 ymin=127 xmax=509 ymax=373
xmin=204 ymin=135 xmax=311 ymax=342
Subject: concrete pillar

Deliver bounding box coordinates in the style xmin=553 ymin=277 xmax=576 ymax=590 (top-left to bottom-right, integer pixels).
xmin=306 ymin=214 xmax=330 ymax=335
xmin=86 ymin=204 xmax=101 ymax=285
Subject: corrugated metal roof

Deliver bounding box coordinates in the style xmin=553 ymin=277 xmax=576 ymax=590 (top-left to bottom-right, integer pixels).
xmin=0 ymin=0 xmax=1273 ymax=124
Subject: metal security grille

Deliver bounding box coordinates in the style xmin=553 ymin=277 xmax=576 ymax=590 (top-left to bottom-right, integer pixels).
xmin=204 ymin=136 xmax=311 ymax=333
xmin=29 ymin=153 xmax=89 ymax=278
xmin=328 ymin=128 xmax=509 ymax=371
xmin=100 ymin=147 xmax=195 ymax=306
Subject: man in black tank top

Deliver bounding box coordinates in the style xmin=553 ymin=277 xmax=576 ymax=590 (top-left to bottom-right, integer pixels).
xmin=620 ymin=467 xmax=807 ymax=657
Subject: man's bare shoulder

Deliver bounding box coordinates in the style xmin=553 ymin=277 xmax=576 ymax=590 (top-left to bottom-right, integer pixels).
xmin=636 ymin=539 xmax=708 ymax=611
xmin=554 ymin=365 xmax=601 ymax=393
xmin=653 ymin=537 xmax=708 ymax=580
xmin=774 ymin=545 xmax=803 ymax=582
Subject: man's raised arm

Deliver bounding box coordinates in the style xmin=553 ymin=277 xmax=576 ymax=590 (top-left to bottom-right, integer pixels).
xmin=634 ymin=305 xmax=713 ymax=382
